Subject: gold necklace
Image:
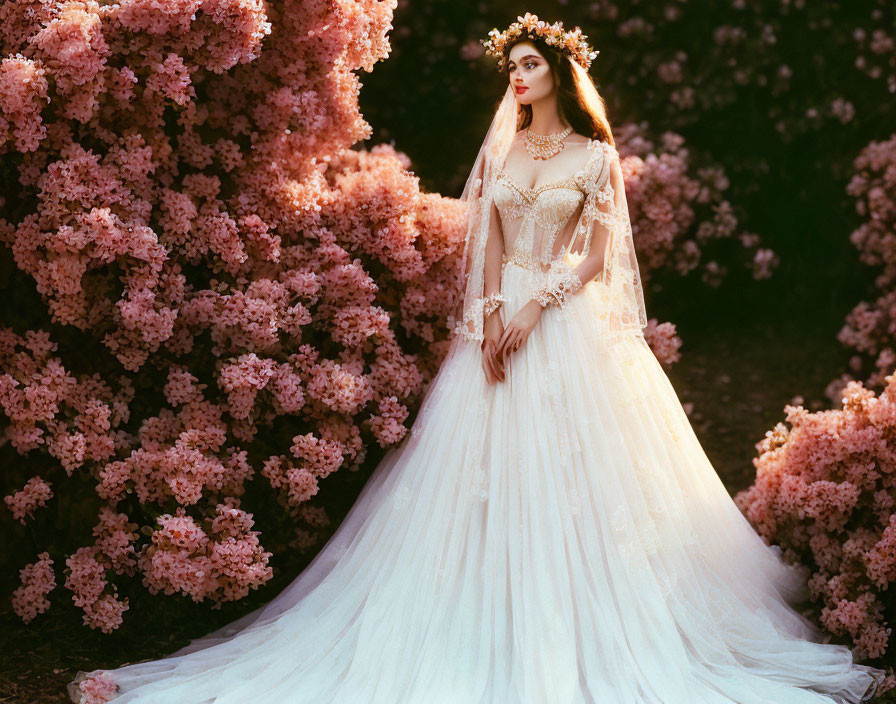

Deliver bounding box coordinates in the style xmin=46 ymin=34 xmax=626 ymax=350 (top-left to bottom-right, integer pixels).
xmin=524 ymin=126 xmax=573 ymax=160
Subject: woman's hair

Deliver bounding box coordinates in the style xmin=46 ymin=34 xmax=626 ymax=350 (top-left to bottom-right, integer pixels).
xmin=502 ymin=35 xmax=615 ymax=147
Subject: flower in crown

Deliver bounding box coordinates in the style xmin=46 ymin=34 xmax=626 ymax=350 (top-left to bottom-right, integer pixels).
xmin=481 ymin=13 xmax=599 ymax=73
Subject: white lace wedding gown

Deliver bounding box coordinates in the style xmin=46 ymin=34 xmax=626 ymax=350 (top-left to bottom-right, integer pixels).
xmin=68 ymin=138 xmax=886 ymax=704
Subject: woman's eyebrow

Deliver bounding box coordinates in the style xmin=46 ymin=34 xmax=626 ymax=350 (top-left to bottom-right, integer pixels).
xmin=508 ymin=55 xmax=541 ymax=64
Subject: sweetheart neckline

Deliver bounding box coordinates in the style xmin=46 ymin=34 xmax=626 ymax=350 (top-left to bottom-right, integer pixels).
xmin=497 ymin=138 xmax=607 ymax=198
xmin=497 ymin=168 xmax=583 ymax=199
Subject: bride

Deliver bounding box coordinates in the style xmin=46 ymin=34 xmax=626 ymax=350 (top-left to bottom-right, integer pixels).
xmin=68 ymin=14 xmax=886 ymax=704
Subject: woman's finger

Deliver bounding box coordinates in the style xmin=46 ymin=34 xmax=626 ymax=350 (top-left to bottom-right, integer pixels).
xmin=488 ymin=347 xmax=504 ymax=382
xmin=498 ymin=327 xmax=515 ymax=357
xmin=489 ymin=343 xmax=503 ymax=381
xmin=481 ymin=341 xmax=495 ymax=383
xmin=497 ymin=326 xmax=512 ymax=352
xmin=489 ymin=341 xmax=505 ymax=381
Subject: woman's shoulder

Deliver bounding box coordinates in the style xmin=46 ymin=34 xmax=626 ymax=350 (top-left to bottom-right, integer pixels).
xmin=569 ymin=134 xmax=618 ymax=158
xmin=573 ymin=138 xmax=619 ymax=192
xmin=586 ymin=137 xmax=619 ymax=163
xmin=579 ymin=134 xmax=614 ymax=149
xmin=565 ymin=131 xmax=591 ymax=144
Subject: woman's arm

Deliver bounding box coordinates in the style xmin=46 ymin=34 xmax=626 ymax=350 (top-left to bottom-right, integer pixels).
xmin=480 ymin=198 xmax=507 ymax=326
xmin=481 ymin=199 xmax=506 ymax=382
xmin=560 ymin=212 xmax=611 ymax=293
xmin=483 ymin=199 xmax=505 ymax=302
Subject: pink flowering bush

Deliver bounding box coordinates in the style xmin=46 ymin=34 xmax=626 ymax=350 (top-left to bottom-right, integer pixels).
xmin=735 ymin=374 xmax=896 ymax=664
xmin=0 ymin=0 xmax=463 ymax=633
xmin=828 ymin=134 xmax=896 ymax=400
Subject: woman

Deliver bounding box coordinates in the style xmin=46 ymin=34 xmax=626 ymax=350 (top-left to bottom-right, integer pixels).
xmin=69 ymin=14 xmax=886 ymax=704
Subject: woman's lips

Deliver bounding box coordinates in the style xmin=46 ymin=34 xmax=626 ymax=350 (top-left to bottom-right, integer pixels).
xmin=515 ymin=86 xmax=528 ymax=94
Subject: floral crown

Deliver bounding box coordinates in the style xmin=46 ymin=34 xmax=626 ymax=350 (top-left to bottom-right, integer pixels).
xmin=481 ymin=13 xmax=599 ymax=73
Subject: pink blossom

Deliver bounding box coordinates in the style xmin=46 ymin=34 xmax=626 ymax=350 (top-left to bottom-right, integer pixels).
xmin=74 ymin=670 xmax=118 ymax=703
xmin=4 ymin=475 xmax=53 ymax=524
xmin=367 ymin=395 xmax=409 ymax=447
xmin=11 ymin=552 xmax=56 ymax=622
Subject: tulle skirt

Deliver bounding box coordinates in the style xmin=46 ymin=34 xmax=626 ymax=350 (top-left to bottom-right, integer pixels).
xmin=68 ymin=258 xmax=886 ymax=704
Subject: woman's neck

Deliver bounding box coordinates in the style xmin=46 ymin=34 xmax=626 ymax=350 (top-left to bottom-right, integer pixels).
xmin=525 ymin=94 xmax=570 ymax=136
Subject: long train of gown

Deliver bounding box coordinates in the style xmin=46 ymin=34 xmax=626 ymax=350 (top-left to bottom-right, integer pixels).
xmin=67 ymin=255 xmax=887 ymax=704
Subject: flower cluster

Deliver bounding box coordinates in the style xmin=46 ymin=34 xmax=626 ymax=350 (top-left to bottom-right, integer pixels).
xmin=4 ymin=475 xmax=53 ymax=524
xmin=642 ymin=319 xmax=682 ymax=368
xmin=138 ymin=501 xmax=273 ymax=605
xmin=734 ymin=375 xmax=896 ymax=661
xmin=482 ymin=12 xmax=598 ymax=72
xmin=0 ymin=54 xmax=49 ymax=151
xmin=11 ymin=552 xmax=55 ymax=623
xmin=72 ymin=671 xmax=117 ymax=704
xmin=64 ymin=546 xmax=129 ymax=633
xmin=0 ymin=327 xmax=129 ymax=464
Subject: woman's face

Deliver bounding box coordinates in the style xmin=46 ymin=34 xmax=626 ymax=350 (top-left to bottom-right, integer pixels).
xmin=507 ymin=41 xmax=553 ymax=105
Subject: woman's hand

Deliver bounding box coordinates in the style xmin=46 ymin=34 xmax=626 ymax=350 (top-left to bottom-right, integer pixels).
xmin=497 ymin=300 xmax=543 ymax=360
xmin=481 ymin=312 xmax=505 ymax=384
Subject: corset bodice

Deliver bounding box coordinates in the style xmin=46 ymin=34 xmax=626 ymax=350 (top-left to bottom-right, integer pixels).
xmin=493 ymin=138 xmax=604 ymax=273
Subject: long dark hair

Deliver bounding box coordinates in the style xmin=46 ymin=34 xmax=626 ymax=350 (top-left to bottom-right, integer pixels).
xmin=502 ymin=34 xmax=614 ymax=147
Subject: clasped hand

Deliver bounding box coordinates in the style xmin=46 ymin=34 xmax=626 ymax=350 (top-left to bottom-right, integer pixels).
xmin=480 ymin=300 xmax=543 ymax=384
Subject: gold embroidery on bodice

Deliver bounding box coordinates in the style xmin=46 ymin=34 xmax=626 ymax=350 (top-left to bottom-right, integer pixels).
xmin=493 ymin=139 xmax=601 ymax=273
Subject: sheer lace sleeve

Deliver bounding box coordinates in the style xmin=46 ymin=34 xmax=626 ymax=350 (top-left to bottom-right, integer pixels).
xmin=451 ymin=85 xmax=518 ymax=345
xmin=480 ymin=199 xmax=506 ymax=323
xmin=453 ymin=184 xmax=506 ymax=342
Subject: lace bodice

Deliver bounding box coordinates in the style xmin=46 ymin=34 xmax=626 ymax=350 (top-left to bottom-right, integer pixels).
xmin=493 ymin=137 xmax=613 ymax=273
